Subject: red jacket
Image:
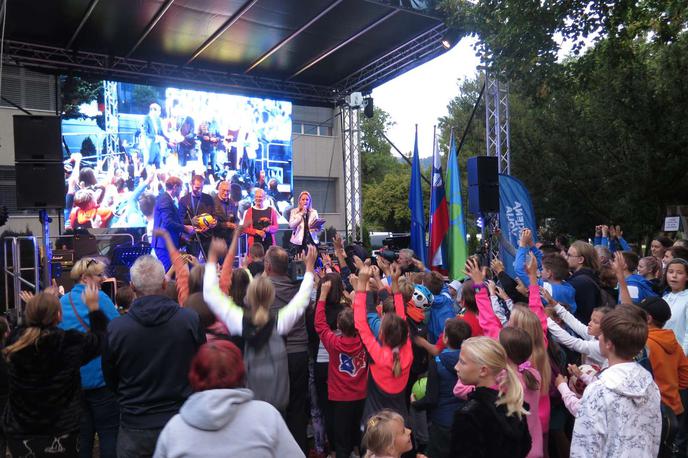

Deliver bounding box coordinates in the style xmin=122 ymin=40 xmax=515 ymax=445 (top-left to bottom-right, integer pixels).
xmin=354 ymin=291 xmax=412 ymax=395
xmin=314 ymin=301 xmax=368 ymax=401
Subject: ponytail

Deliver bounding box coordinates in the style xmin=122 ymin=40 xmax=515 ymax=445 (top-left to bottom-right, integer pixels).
xmin=392 ymin=347 xmax=401 ymax=377
xmin=246 ymin=275 xmax=275 ymax=328
xmin=3 ymin=327 xmax=42 ymax=360
xmin=498 ymin=360 xmax=528 ymax=419
xmin=4 ymin=292 xmax=61 ymax=360
xmin=521 ymin=367 xmax=540 ymax=392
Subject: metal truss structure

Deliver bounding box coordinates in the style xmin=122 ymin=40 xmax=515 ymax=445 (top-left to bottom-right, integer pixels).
xmin=103 ymin=81 xmax=119 ymax=157
xmin=484 ymin=71 xmax=512 ymax=261
xmin=2 ymin=41 xmax=335 ymax=105
xmin=341 ymin=103 xmax=363 ymax=243
xmin=335 ymin=23 xmax=447 ymax=95
xmin=2 ymin=27 xmax=448 ymax=106
xmin=485 ymin=72 xmax=511 ymax=175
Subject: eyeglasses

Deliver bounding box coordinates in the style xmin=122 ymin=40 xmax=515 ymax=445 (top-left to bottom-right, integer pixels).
xmin=565 ymin=253 xmax=581 ymax=259
xmin=87 ymin=259 xmax=98 ymax=268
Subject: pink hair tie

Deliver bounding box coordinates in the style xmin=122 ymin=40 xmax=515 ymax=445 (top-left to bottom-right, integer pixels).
xmin=517 ymin=360 xmax=533 ymax=372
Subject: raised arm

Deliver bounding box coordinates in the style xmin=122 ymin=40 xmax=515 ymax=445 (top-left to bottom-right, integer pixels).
xmin=314 ymin=282 xmax=338 ymax=352
xmin=155 ymin=228 xmax=189 ymax=305
xmin=390 ymin=262 xmax=406 ymax=319
xmin=203 ymin=239 xmax=244 ymax=335
xmin=466 ymin=258 xmax=502 ymax=339
xmin=526 ymin=253 xmax=548 ymax=334
xmin=219 ymin=225 xmax=241 ymax=294
xmin=276 ymin=245 xmax=317 ymax=335
xmin=353 ymin=266 xmax=384 ymax=363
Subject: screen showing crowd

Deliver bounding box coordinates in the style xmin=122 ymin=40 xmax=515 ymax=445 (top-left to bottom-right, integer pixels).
xmin=61 ymin=77 xmax=293 ymax=230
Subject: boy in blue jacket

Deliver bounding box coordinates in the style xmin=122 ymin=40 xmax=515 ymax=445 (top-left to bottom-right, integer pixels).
xmin=620 ymin=251 xmax=657 ymax=304
xmin=515 ymin=229 xmax=578 ymax=313
xmin=425 ymin=271 xmax=456 ymax=344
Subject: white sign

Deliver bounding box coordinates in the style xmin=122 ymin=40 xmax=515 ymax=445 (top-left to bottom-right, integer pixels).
xmin=664 ymin=216 xmax=680 ymax=232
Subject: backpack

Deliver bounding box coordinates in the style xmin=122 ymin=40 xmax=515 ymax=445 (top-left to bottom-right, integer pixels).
xmin=243 ymin=317 xmax=290 ymax=412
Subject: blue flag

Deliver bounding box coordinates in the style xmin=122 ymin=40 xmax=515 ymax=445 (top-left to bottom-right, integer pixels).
xmin=409 ymin=128 xmax=427 ymax=265
xmin=498 ymin=174 xmax=538 ymax=278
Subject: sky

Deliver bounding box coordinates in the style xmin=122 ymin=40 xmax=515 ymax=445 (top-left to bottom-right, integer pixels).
xmin=372 ymin=34 xmax=590 ymax=158
xmin=372 ymin=37 xmax=481 ymax=158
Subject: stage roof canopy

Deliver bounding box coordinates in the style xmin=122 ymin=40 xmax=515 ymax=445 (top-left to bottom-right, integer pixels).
xmin=2 ymin=0 xmax=450 ymax=105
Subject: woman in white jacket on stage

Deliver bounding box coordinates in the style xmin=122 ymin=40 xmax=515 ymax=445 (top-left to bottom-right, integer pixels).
xmin=288 ymin=191 xmax=323 ymax=254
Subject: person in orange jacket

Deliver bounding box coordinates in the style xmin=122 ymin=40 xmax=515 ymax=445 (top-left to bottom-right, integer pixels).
xmin=637 ymin=296 xmax=688 ymax=458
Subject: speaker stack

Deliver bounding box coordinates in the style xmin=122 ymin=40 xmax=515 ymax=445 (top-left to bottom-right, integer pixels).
xmin=467 ymin=156 xmax=500 ymax=215
xmin=13 ymin=115 xmax=65 ymax=209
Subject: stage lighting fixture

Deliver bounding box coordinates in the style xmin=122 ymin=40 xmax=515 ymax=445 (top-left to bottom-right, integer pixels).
xmin=364 ymin=97 xmax=374 ymax=118
xmin=441 ymin=29 xmax=461 ymax=49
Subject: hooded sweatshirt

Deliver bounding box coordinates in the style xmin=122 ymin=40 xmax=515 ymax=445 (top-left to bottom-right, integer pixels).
xmin=569 ymin=268 xmax=602 ymax=324
xmin=663 ymin=290 xmax=688 ymax=355
xmin=646 ymin=327 xmax=688 ymax=415
xmin=103 ymin=295 xmax=205 ymax=429
xmin=625 ymin=274 xmax=658 ymax=304
xmin=314 ymin=300 xmax=368 ymax=401
xmin=153 ymin=388 xmax=304 ymax=458
xmin=571 ymin=362 xmax=661 ymax=458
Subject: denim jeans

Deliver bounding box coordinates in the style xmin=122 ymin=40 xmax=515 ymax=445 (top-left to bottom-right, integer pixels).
xmin=80 ymin=387 xmax=119 ymax=458
xmin=117 ymin=426 xmax=163 ymax=458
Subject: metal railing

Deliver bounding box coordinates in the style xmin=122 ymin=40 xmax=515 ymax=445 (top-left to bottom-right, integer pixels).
xmin=3 ymin=236 xmax=40 ymax=319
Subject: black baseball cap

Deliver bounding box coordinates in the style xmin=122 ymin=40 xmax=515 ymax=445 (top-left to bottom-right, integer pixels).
xmin=638 ymin=296 xmax=671 ymax=325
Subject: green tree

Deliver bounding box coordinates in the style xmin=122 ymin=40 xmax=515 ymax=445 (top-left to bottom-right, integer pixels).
xmin=60 ymin=76 xmax=100 ymax=119
xmin=363 ymin=169 xmax=431 ymax=232
xmin=360 ymin=107 xmax=402 ymax=183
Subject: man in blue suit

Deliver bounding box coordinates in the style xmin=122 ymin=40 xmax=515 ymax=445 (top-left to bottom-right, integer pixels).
xmin=152 ymin=176 xmax=194 ymax=270
xmin=143 ymin=103 xmax=167 ymax=168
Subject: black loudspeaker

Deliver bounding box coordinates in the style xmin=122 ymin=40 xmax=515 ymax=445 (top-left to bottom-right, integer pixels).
xmin=13 ymin=115 xmax=63 ymax=162
xmin=16 ymin=162 xmax=66 ymax=209
xmin=467 ymin=156 xmax=499 ymax=215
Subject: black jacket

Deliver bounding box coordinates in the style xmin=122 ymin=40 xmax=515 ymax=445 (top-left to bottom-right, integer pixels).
xmin=569 ymin=267 xmax=602 ymax=324
xmin=3 ymin=310 xmax=108 ymax=436
xmin=450 ymin=387 xmax=532 ymax=458
xmin=102 ymin=295 xmax=205 ymax=429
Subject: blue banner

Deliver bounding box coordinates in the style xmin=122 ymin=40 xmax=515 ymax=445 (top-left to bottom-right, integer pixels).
xmin=498 ymin=174 xmax=538 ymax=278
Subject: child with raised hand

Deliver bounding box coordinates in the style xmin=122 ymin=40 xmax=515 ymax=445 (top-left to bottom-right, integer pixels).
xmin=354 ymin=263 xmax=413 ymax=423
xmin=542 ymin=286 xmax=611 ymax=367
xmin=315 ymin=279 xmax=368 ymax=458
xmin=465 ymin=256 xmax=551 ymax=435
xmin=202 ymin=240 xmax=317 ymax=412
xmin=571 ymin=304 xmax=661 ymax=457
xmin=362 ymin=410 xmax=420 ymax=458
xmin=514 ymin=229 xmax=577 ymax=312
xmin=412 ymin=318 xmax=471 ymax=458
xmin=662 ymin=258 xmax=688 ymax=355
xmin=451 ymin=336 xmax=531 ymax=458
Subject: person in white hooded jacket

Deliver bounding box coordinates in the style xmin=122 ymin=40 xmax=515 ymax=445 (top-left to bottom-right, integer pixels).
xmin=571 ymin=304 xmax=661 ymax=458
xmin=153 ymin=340 xmax=304 ymax=458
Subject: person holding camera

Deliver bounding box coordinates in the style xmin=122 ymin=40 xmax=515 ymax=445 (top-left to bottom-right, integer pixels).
xmin=288 ymin=191 xmax=324 ymax=255
xmin=242 ymin=188 xmax=279 ymax=252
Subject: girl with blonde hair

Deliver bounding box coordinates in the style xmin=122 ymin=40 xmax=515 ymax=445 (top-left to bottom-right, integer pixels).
xmin=362 ymin=410 xmax=414 ymax=458
xmin=203 ymin=240 xmax=317 ymax=412
xmin=451 ymin=337 xmax=531 ymax=457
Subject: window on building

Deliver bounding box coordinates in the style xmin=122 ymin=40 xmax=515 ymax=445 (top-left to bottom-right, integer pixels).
xmin=293 ymin=177 xmax=337 ymax=214
xmin=291 ymin=123 xmax=302 ymax=134
xmin=303 ymin=123 xmax=318 ymax=135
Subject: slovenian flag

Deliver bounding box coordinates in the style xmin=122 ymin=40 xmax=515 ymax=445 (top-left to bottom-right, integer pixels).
xmin=428 ymin=132 xmax=449 ymax=272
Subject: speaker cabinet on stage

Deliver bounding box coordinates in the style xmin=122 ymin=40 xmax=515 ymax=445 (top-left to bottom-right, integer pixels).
xmin=15 ymin=162 xmax=65 ymax=209
xmin=13 ymin=115 xmax=63 ymax=163
xmin=14 ymin=115 xmax=65 ymax=210
xmin=467 ymin=156 xmax=499 ymax=215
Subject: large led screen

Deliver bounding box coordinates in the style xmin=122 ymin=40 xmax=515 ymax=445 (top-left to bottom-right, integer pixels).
xmin=60 ymin=78 xmax=293 ymax=230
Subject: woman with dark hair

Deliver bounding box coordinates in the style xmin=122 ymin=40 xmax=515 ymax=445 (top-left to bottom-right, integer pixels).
xmin=651 ymin=236 xmax=674 ymax=265
xmin=153 ymin=341 xmax=303 ymax=457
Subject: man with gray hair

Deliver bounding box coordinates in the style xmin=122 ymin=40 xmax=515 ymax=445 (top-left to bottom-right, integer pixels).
xmin=102 ymin=255 xmax=205 ymax=458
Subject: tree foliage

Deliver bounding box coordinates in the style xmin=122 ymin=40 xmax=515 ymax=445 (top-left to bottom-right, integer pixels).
xmin=439 ymin=33 xmax=688 ymax=242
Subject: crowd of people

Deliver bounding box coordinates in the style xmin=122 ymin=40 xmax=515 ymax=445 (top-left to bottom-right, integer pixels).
xmin=1 ymin=222 xmax=688 ymax=458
